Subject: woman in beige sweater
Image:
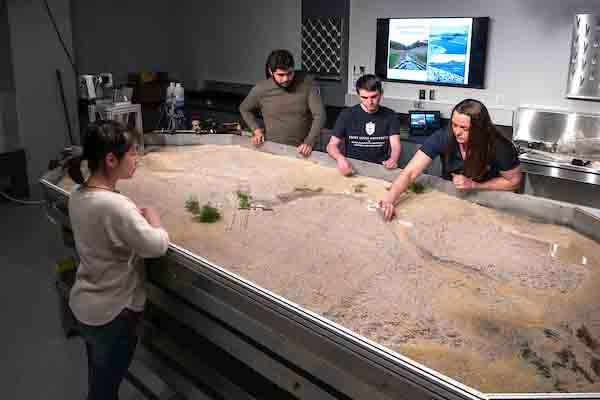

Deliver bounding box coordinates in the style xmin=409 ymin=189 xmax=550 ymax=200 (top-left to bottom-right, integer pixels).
xmin=67 ymin=121 xmax=169 ymax=400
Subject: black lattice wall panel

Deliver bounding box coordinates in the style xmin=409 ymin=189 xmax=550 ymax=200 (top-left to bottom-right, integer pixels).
xmin=302 ymin=17 xmax=343 ymax=80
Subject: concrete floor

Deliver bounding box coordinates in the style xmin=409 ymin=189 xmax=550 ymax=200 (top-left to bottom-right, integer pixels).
xmin=0 ymin=198 xmax=145 ymax=400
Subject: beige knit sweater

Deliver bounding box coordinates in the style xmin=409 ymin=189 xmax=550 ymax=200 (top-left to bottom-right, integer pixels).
xmin=68 ymin=186 xmax=169 ymax=326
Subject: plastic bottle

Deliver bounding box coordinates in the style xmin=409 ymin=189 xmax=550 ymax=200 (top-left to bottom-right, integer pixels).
xmin=166 ymin=82 xmax=175 ymax=105
xmin=174 ymin=83 xmax=185 ymax=110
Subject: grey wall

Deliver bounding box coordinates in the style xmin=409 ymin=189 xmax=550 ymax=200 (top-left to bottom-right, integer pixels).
xmin=70 ymin=1 xmax=194 ymax=86
xmin=187 ymin=0 xmax=352 ymax=105
xmin=350 ymin=0 xmax=600 ymax=120
xmin=70 ymin=1 xmax=339 ymax=102
xmin=70 ymin=0 xmax=301 ymax=91
xmin=193 ymin=0 xmax=301 ymax=87
xmin=0 ymin=0 xmax=14 ymax=92
xmin=0 ymin=0 xmax=19 ymax=153
xmin=7 ymin=0 xmax=79 ymax=192
xmin=0 ymin=92 xmax=19 ymax=153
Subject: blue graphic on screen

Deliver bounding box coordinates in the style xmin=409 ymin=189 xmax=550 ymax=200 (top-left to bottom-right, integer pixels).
xmin=410 ymin=113 xmax=438 ymax=130
xmin=387 ymin=18 xmax=473 ymax=85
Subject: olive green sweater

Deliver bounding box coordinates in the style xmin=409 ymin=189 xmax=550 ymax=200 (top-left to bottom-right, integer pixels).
xmin=239 ymin=73 xmax=326 ymax=146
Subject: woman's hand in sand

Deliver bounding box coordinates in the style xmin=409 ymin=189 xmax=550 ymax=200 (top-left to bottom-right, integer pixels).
xmin=378 ymin=199 xmax=395 ymax=222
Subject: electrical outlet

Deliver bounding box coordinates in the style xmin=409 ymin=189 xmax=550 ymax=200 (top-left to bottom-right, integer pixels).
xmin=495 ymin=94 xmax=505 ymax=105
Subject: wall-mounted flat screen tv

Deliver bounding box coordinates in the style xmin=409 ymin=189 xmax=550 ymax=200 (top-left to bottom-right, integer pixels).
xmin=375 ymin=17 xmax=489 ymax=88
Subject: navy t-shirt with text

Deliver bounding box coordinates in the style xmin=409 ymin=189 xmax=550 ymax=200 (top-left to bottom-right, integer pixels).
xmin=332 ymin=105 xmax=401 ymax=164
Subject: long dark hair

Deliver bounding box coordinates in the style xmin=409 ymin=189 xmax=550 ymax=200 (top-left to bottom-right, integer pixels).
xmin=445 ymin=99 xmax=509 ymax=180
xmin=67 ymin=120 xmax=141 ymax=184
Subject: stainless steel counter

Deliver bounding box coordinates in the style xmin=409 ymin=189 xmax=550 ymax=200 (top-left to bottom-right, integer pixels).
xmin=513 ymin=107 xmax=600 ymax=207
xmin=519 ymin=153 xmax=600 ymax=186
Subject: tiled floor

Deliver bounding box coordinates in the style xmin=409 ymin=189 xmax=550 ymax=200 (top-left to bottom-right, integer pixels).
xmin=0 ymin=199 xmax=145 ymax=399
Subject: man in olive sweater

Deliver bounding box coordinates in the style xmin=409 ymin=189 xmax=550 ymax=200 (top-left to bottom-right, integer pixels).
xmin=239 ymin=49 xmax=326 ymax=156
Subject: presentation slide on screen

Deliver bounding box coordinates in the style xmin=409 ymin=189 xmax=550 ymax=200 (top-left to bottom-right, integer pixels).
xmin=387 ymin=18 xmax=473 ymax=84
xmin=410 ymin=113 xmax=437 ymax=129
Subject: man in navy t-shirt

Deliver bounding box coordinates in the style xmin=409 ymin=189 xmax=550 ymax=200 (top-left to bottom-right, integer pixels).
xmin=327 ymin=75 xmax=401 ymax=176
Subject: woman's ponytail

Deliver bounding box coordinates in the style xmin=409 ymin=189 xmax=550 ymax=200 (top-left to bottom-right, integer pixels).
xmin=66 ymin=155 xmax=85 ymax=184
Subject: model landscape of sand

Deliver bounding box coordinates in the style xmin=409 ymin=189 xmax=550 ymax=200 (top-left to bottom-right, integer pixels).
xmin=60 ymin=144 xmax=600 ymax=393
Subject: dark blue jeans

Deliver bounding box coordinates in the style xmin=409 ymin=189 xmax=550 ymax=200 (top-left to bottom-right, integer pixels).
xmin=78 ymin=308 xmax=141 ymax=400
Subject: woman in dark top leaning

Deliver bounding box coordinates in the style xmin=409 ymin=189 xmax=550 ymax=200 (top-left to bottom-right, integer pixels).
xmin=379 ymin=98 xmax=522 ymax=221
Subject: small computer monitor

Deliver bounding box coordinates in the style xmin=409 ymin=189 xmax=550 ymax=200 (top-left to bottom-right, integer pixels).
xmin=408 ymin=110 xmax=441 ymax=135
